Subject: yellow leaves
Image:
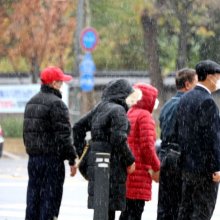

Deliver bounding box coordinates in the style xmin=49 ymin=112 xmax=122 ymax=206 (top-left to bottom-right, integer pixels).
xmin=196 ymin=26 xmax=215 ymax=38
xmin=133 ymin=1 xmax=144 ymax=14
xmin=144 ymin=1 xmax=158 ymax=16
xmin=133 ymin=0 xmax=160 ymax=25
xmin=2 ymin=17 xmax=10 ymax=27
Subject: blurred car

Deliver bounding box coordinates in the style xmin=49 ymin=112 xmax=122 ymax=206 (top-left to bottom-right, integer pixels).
xmin=0 ymin=125 xmax=4 ymax=158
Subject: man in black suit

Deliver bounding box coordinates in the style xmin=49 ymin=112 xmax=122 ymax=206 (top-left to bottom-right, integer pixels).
xmin=177 ymin=60 xmax=220 ymax=220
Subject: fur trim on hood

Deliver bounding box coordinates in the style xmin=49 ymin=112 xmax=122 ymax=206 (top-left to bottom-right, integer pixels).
xmin=125 ymin=88 xmax=142 ymax=108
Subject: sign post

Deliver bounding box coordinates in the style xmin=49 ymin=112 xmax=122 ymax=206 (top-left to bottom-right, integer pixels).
xmin=79 ymin=27 xmax=99 ymax=113
xmin=79 ymin=53 xmax=95 ymax=92
xmin=79 ymin=27 xmax=99 ymax=92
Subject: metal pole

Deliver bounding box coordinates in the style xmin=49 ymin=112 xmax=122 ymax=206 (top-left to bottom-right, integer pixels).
xmin=85 ymin=0 xmax=91 ymax=27
xmin=93 ymin=152 xmax=110 ymax=220
xmin=73 ymin=0 xmax=85 ymax=75
xmin=83 ymin=0 xmax=95 ymax=114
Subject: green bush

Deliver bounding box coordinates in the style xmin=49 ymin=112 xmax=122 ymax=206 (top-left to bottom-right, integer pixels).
xmin=1 ymin=117 xmax=23 ymax=138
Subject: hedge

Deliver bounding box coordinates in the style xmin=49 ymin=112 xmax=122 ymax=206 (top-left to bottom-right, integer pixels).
xmin=1 ymin=116 xmax=23 ymax=138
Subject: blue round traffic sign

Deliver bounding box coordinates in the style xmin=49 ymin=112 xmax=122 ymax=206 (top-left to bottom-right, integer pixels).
xmin=80 ymin=27 xmax=99 ymax=52
xmin=79 ymin=53 xmax=95 ymax=92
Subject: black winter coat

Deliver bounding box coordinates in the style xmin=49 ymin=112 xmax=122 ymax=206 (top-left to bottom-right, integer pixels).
xmin=23 ymin=85 xmax=77 ymax=165
xmin=73 ymin=79 xmax=135 ymax=211
xmin=177 ymin=86 xmax=220 ymax=175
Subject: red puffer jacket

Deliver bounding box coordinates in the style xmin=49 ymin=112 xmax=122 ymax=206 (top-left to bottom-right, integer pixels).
xmin=126 ymin=83 xmax=160 ymax=201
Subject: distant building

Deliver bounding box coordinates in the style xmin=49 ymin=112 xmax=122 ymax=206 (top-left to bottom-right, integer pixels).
xmin=0 ymin=70 xmax=176 ymax=89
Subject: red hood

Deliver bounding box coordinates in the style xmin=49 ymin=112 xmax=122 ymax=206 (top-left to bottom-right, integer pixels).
xmin=133 ymin=83 xmax=158 ymax=113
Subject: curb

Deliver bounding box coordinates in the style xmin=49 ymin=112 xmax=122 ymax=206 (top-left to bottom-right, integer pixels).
xmin=2 ymin=151 xmax=21 ymax=160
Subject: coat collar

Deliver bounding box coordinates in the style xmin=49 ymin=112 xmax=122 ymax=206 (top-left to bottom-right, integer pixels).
xmin=196 ymin=83 xmax=211 ymax=94
xmin=41 ymin=84 xmax=62 ymax=98
xmin=195 ymin=84 xmax=211 ymax=95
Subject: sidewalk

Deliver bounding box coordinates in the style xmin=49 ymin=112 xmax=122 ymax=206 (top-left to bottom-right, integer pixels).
xmin=3 ymin=138 xmax=26 ymax=156
xmin=0 ymin=157 xmax=159 ymax=219
xmin=1 ymin=155 xmax=220 ymax=219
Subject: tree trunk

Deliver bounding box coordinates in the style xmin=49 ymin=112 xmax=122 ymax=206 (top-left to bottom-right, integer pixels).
xmin=177 ymin=16 xmax=188 ymax=69
xmin=31 ymin=56 xmax=40 ymax=84
xmin=81 ymin=91 xmax=95 ymax=115
xmin=141 ymin=9 xmax=166 ymax=104
xmin=172 ymin=0 xmax=192 ymax=69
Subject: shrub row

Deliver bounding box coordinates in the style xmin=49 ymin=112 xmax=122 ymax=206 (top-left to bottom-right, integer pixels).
xmin=1 ymin=116 xmax=23 ymax=138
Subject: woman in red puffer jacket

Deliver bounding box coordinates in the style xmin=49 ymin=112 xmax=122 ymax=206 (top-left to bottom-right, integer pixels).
xmin=120 ymin=82 xmax=161 ymax=220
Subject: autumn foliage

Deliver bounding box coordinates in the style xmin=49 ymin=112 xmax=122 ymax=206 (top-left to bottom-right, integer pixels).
xmin=1 ymin=0 xmax=76 ymax=82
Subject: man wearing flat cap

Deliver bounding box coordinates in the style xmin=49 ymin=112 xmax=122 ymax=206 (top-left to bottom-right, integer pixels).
xmin=176 ymin=60 xmax=220 ymax=220
xmin=23 ymin=66 xmax=77 ymax=220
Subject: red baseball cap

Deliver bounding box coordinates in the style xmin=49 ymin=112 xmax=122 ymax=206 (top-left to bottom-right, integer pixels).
xmin=40 ymin=66 xmax=73 ymax=84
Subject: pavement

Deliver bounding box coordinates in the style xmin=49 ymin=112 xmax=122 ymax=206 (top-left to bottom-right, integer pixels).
xmin=1 ymin=152 xmax=220 ymax=220
xmin=0 ymin=153 xmax=158 ymax=220
xmin=0 ymin=154 xmax=94 ymax=220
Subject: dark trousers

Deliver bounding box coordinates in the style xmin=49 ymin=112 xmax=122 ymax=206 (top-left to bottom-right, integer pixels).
xmin=177 ymin=172 xmax=219 ymax=220
xmin=25 ymin=155 xmax=65 ymax=220
xmin=119 ymin=199 xmax=145 ymax=220
xmin=157 ymin=150 xmax=182 ymax=220
xmin=109 ymin=210 xmax=115 ymax=220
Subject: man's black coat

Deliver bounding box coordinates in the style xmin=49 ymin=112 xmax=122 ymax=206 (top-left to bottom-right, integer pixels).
xmin=177 ymin=85 xmax=220 ymax=176
xmin=23 ymin=85 xmax=77 ymax=164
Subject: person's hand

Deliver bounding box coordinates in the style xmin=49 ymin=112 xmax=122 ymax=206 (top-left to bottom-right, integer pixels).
xmin=70 ymin=164 xmax=77 ymax=177
xmin=148 ymin=169 xmax=160 ymax=183
xmin=127 ymin=162 xmax=135 ymax=174
xmin=212 ymin=171 xmax=220 ymax=182
xmin=151 ymin=170 xmax=160 ymax=183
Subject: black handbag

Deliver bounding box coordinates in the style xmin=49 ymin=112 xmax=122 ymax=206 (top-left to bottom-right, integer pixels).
xmin=77 ymin=144 xmax=90 ymax=180
xmin=164 ymin=148 xmax=181 ymax=170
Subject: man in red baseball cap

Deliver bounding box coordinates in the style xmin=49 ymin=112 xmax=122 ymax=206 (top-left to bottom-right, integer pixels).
xmin=23 ymin=66 xmax=76 ymax=220
xmin=40 ymin=66 xmax=73 ymax=84
xmin=40 ymin=66 xmax=73 ymax=91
